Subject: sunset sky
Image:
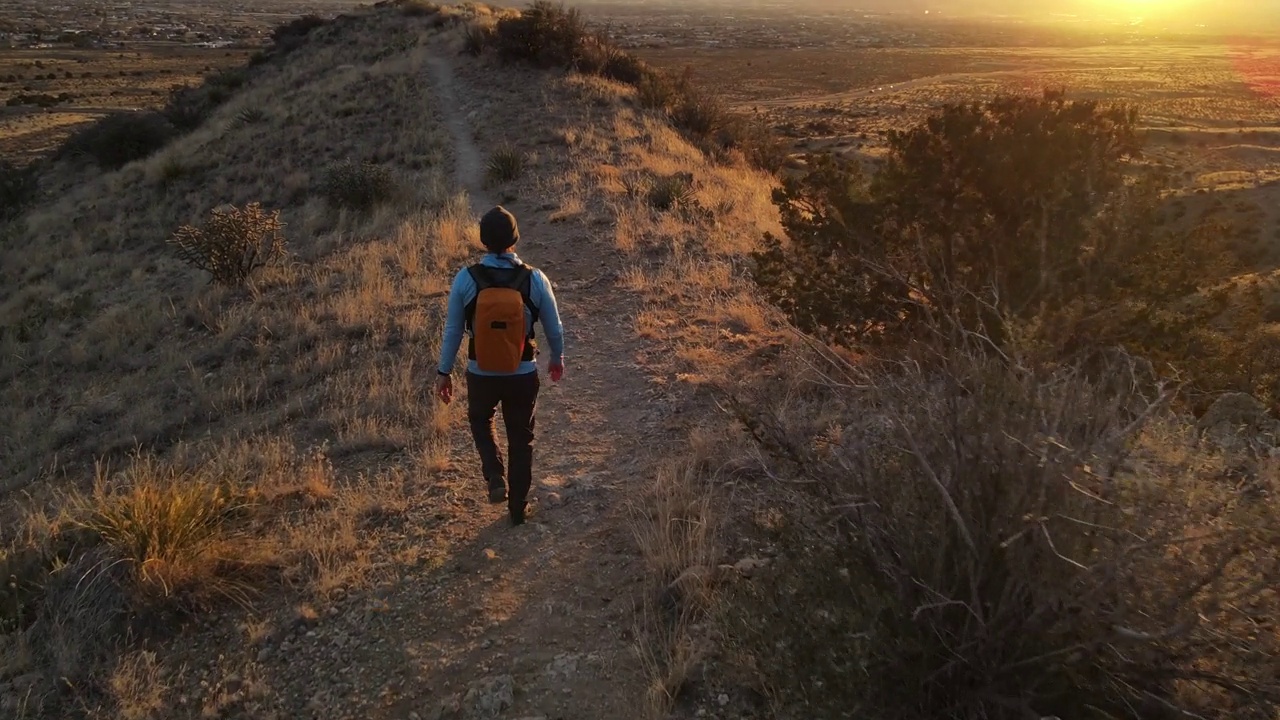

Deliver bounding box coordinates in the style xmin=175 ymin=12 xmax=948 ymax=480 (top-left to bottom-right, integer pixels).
xmin=643 ymin=0 xmax=1280 ymax=31
xmin=846 ymin=0 xmax=1280 ymax=28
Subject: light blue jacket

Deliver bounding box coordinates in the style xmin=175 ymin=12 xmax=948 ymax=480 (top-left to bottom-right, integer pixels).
xmin=438 ymin=252 xmax=564 ymax=376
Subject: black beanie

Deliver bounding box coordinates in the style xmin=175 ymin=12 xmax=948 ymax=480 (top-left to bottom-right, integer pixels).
xmin=479 ymin=206 xmax=519 ymax=252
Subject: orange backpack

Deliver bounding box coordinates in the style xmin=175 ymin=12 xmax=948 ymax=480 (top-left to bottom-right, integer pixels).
xmin=465 ymin=264 xmax=538 ymax=373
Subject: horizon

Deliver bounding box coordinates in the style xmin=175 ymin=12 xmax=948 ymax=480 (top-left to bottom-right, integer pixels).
xmin=573 ymin=0 xmax=1280 ymax=32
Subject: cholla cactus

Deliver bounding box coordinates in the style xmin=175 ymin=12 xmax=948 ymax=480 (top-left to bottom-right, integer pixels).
xmin=168 ymin=202 xmax=285 ymax=285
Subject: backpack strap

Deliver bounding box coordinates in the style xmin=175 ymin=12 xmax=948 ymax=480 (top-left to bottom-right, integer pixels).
xmin=512 ymin=266 xmax=540 ymax=325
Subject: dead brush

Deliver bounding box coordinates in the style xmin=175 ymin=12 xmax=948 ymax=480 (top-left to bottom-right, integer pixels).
xmin=168 ymin=202 xmax=285 ymax=285
xmin=721 ymin=342 xmax=1280 ymax=720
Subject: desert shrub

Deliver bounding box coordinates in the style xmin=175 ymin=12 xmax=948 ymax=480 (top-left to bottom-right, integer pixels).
xmin=724 ymin=346 xmax=1280 ymax=720
xmin=161 ymin=88 xmax=212 ymax=131
xmin=57 ymin=112 xmax=177 ymax=169
xmin=485 ymin=144 xmax=526 ymax=185
xmin=269 ymin=14 xmax=330 ymax=55
xmin=493 ymin=1 xmax=590 ymax=67
xmin=635 ymin=67 xmax=686 ymax=110
xmin=754 ymin=92 xmax=1188 ymax=342
xmin=752 ymin=154 xmax=915 ymax=341
xmin=318 ymin=160 xmax=399 ymax=211
xmin=670 ymin=87 xmax=725 ymax=137
xmin=1 ymin=157 xmax=38 ymax=221
xmin=168 ymin=202 xmax=286 ymax=285
xmin=463 ymin=20 xmax=496 ymax=56
xmin=401 ymin=0 xmax=443 ymax=17
xmin=71 ymin=457 xmax=248 ymax=605
xmin=600 ymin=45 xmax=648 ymax=85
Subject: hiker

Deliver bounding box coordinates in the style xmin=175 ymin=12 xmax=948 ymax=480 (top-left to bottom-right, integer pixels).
xmin=435 ymin=206 xmax=565 ymax=526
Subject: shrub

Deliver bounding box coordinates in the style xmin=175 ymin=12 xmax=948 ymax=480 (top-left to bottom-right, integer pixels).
xmin=725 ymin=346 xmax=1280 ymax=720
xmin=462 ymin=20 xmax=495 ymax=56
xmin=493 ymin=1 xmax=590 ymax=67
xmin=400 ymin=0 xmax=442 ymax=17
xmin=485 ymin=145 xmax=526 ymax=185
xmin=57 ymin=112 xmax=177 ymax=169
xmin=318 ymin=160 xmax=399 ymax=211
xmin=168 ymin=202 xmax=286 ymax=285
xmin=269 ymin=14 xmax=330 ymax=55
xmin=635 ymin=68 xmax=686 ymax=110
xmin=1 ymin=158 xmax=38 ymax=221
xmin=753 ymin=92 xmax=1161 ymax=342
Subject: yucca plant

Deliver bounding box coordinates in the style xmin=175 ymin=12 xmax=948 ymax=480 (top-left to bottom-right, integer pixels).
xmin=647 ymin=172 xmax=696 ymax=211
xmin=486 ymin=144 xmax=526 ymax=185
xmin=234 ymin=107 xmax=268 ymax=127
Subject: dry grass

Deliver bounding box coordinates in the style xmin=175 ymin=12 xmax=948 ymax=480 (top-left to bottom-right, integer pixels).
xmin=0 ymin=7 xmax=492 ymax=717
xmin=103 ymin=651 xmax=168 ymax=720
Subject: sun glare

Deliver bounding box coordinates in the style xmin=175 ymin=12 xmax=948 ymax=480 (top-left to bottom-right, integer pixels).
xmin=1086 ymin=0 xmax=1199 ymax=16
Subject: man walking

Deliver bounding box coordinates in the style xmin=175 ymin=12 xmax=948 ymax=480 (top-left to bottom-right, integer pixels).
xmin=436 ymin=206 xmax=564 ymax=526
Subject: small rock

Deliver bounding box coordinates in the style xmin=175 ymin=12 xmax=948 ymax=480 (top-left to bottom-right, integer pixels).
xmin=732 ymin=556 xmax=770 ymax=578
xmin=544 ymin=653 xmax=579 ymax=681
xmin=718 ymin=693 xmax=730 ymax=706
xmin=463 ymin=675 xmax=513 ymax=718
xmin=224 ymin=674 xmax=243 ymax=693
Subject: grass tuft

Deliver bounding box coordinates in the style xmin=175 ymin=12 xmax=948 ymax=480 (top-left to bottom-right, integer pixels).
xmin=71 ymin=457 xmax=249 ymax=605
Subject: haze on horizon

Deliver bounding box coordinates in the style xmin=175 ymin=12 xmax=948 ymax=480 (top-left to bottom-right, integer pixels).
xmin=585 ymin=0 xmax=1280 ymax=32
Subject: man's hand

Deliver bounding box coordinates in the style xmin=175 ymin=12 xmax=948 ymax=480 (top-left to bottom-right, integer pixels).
xmin=549 ymin=361 xmax=564 ymax=384
xmin=436 ymin=373 xmax=453 ymax=404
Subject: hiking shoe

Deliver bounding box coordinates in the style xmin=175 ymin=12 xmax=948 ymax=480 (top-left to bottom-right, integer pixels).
xmin=510 ymin=501 xmax=535 ymax=527
xmin=487 ymin=478 xmax=507 ymax=504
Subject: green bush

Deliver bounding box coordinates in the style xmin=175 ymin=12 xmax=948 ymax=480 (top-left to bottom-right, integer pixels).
xmin=725 ymin=347 xmax=1280 ymax=720
xmin=754 ymin=92 xmax=1156 ymax=342
xmin=57 ymin=112 xmax=177 ymax=169
xmin=318 ymin=160 xmax=399 ymax=211
xmin=750 ymin=90 xmax=1265 ymax=397
xmin=168 ymin=203 xmax=286 ymax=285
xmin=1 ymin=158 xmax=38 ymax=221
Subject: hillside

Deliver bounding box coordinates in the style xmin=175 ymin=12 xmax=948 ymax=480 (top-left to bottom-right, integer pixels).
xmin=1 ymin=3 xmax=784 ymax=718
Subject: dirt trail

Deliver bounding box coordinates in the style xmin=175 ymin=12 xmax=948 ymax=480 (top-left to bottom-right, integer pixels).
xmin=319 ymin=51 xmax=657 ymax=719
xmin=428 ymin=55 xmax=487 ymax=203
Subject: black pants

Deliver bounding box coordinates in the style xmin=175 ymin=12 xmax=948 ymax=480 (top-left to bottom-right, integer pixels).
xmin=466 ymin=371 xmax=539 ymax=510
